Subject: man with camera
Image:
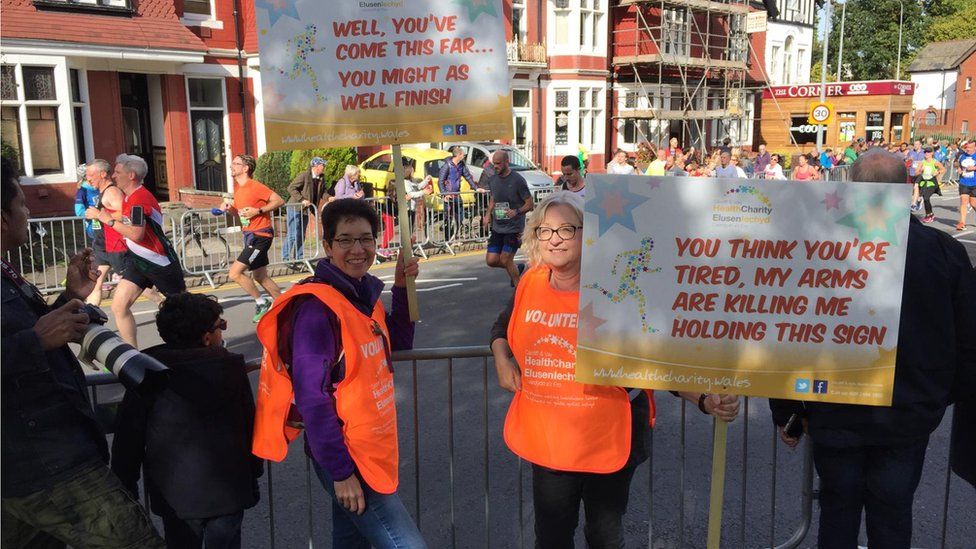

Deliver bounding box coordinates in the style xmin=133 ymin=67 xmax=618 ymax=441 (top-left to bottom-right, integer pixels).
xmin=93 ymin=154 xmax=185 ymax=347
xmin=1 ymin=157 xmax=164 ymax=548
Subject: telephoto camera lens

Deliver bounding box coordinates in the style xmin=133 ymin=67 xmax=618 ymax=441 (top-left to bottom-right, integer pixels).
xmin=78 ymin=305 xmax=169 ymax=395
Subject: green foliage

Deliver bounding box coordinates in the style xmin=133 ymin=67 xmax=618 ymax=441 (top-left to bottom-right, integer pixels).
xmin=929 ymin=3 xmax=976 ymax=42
xmin=289 ymin=147 xmax=358 ymax=187
xmin=1 ymin=141 xmax=21 ymax=174
xmin=253 ymin=150 xmax=293 ymax=199
xmin=824 ymin=0 xmax=927 ymax=81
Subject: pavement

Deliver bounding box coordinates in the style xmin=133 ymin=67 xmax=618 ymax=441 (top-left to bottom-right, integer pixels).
xmin=86 ymin=194 xmax=976 ymax=548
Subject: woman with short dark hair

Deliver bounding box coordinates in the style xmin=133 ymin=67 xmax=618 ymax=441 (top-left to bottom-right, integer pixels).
xmin=253 ymin=199 xmax=426 ymax=548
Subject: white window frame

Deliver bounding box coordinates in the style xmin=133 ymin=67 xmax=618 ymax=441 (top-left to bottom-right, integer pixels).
xmin=783 ymin=36 xmax=796 ymax=84
xmin=549 ymin=0 xmax=606 ymax=55
xmin=511 ymin=88 xmax=532 ymax=152
xmin=0 ymin=55 xmax=80 ymax=182
xmin=770 ymin=44 xmax=782 ymax=85
xmin=966 ymin=77 xmax=973 ymax=91
xmin=184 ymin=76 xmax=231 ymax=192
xmin=962 ymin=120 xmax=969 ymax=134
xmin=512 ymin=0 xmax=527 ymax=43
xmin=663 ymin=8 xmax=690 ymax=58
xmin=616 ymin=84 xmax=670 ymax=148
xmin=68 ymin=67 xmax=94 ymax=164
xmin=181 ymin=0 xmax=223 ymax=29
xmin=550 ymin=83 xmax=605 ymax=155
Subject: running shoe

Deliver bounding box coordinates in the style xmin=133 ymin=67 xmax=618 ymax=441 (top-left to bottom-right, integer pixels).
xmin=910 ymin=200 xmax=921 ymax=212
xmin=922 ymin=214 xmax=935 ymax=223
xmin=957 ymin=222 xmax=967 ymax=231
xmin=252 ymin=300 xmax=272 ymax=323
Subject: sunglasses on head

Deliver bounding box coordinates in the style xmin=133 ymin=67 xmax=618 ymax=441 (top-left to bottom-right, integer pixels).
xmin=209 ymin=319 xmax=228 ymax=332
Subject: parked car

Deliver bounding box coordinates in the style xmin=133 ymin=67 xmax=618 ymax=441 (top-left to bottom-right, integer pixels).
xmin=358 ymin=147 xmax=477 ymax=211
xmin=442 ymin=142 xmax=555 ymax=190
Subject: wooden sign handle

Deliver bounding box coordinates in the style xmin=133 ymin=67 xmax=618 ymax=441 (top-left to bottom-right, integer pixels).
xmin=390 ymin=144 xmax=420 ymax=322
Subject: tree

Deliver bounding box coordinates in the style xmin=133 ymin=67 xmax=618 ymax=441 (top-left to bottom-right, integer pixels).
xmin=928 ymin=0 xmax=976 ymax=41
xmin=824 ymin=0 xmax=927 ymax=81
xmin=253 ymin=150 xmax=292 ymax=199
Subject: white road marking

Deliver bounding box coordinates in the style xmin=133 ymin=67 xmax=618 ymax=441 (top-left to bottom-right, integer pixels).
xmin=381 ymin=283 xmax=463 ymax=294
xmin=130 ymin=296 xmax=253 ymax=316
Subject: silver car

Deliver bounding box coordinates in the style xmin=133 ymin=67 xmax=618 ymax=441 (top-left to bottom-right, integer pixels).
xmin=443 ymin=141 xmax=556 ymax=190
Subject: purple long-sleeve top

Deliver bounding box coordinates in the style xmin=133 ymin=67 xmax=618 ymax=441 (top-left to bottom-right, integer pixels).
xmin=333 ymin=175 xmax=363 ymax=200
xmin=289 ymin=259 xmax=414 ymax=482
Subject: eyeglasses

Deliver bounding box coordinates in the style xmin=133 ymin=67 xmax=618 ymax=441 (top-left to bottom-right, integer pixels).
xmin=209 ymin=319 xmax=227 ymax=332
xmin=535 ymin=225 xmax=582 ymax=241
xmin=332 ymin=236 xmax=377 ymax=249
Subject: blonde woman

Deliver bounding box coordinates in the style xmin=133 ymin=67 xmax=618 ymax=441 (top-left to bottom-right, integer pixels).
xmin=490 ymin=192 xmax=739 ymax=548
xmin=334 ymin=165 xmax=365 ymax=199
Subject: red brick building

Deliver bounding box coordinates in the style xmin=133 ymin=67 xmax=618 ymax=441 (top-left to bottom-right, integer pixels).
xmin=1 ymin=0 xmax=262 ymax=215
xmin=909 ymin=39 xmax=976 ymax=139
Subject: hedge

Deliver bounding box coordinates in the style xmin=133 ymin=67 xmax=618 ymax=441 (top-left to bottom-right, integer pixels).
xmin=253 ymin=147 xmax=357 ymax=200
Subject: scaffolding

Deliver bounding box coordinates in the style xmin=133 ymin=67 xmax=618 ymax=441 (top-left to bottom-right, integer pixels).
xmin=611 ymin=0 xmax=752 ymax=154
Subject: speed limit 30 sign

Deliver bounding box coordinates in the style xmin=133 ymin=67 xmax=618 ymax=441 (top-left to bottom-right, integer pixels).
xmin=808 ymin=102 xmax=834 ymax=126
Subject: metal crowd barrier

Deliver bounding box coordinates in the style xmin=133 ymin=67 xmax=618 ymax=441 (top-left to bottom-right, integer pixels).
xmin=174 ymin=205 xmax=323 ymax=288
xmin=83 ymin=347 xmax=971 ymax=548
xmin=5 ymin=213 xmax=178 ymax=295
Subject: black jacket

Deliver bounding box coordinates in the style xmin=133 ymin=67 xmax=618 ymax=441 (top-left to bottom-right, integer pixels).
xmin=111 ymin=345 xmax=263 ymax=519
xmin=287 ymin=169 xmax=329 ymax=205
xmin=950 ymin=398 xmax=976 ymax=486
xmin=1 ymin=275 xmax=108 ymax=498
xmin=770 ymin=217 xmax=976 ymax=447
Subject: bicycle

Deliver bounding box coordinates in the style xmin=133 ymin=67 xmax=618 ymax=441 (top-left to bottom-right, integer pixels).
xmin=178 ymin=211 xmax=231 ymax=271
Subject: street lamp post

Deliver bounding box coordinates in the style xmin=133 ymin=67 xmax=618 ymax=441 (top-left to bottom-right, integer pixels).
xmin=816 ymin=0 xmax=832 ymax=154
xmin=895 ymin=1 xmax=904 ymax=79
xmin=837 ymin=0 xmax=846 ymax=81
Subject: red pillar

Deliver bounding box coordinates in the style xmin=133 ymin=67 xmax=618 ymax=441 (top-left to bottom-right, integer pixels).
xmin=160 ymin=74 xmax=193 ymax=202
xmin=87 ymin=71 xmax=124 ymax=161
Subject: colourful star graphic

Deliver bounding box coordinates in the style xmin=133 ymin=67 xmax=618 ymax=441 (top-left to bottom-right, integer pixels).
xmin=822 ymin=190 xmax=842 ymax=212
xmin=454 ymin=0 xmax=497 ymax=21
xmin=255 ymin=0 xmax=299 ymax=27
xmin=834 ymin=190 xmax=905 ymax=244
xmin=586 ymin=180 xmax=647 ymax=236
xmin=647 ymin=177 xmax=662 ymax=190
xmin=585 ymin=238 xmax=595 ymax=246
xmin=577 ymin=301 xmax=607 ymax=341
xmin=870 ymin=346 xmax=898 ymax=368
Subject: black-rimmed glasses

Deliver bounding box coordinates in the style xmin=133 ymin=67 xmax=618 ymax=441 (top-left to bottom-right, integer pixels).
xmin=332 ymin=236 xmax=377 ymax=249
xmin=534 ymin=225 xmax=582 ymax=241
xmin=209 ymin=319 xmax=228 ymax=332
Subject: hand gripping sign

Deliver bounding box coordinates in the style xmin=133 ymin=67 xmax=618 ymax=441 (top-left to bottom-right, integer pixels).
xmin=577 ymin=175 xmax=911 ymax=547
xmin=254 ymin=0 xmax=513 ymax=319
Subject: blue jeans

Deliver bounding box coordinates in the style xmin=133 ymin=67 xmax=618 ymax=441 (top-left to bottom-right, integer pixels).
xmin=282 ymin=206 xmax=308 ymax=261
xmin=813 ymin=438 xmax=928 ymax=549
xmin=313 ymin=461 xmax=427 ymax=549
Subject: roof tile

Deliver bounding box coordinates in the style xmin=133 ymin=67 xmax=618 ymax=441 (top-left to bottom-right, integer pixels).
xmin=1 ymin=0 xmax=207 ymax=53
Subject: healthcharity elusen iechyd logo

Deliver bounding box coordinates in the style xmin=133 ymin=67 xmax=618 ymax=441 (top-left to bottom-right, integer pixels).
xmin=712 ymin=185 xmax=773 ymax=225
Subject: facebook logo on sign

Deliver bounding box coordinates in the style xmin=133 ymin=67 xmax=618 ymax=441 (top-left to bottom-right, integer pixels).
xmin=455 ymin=124 xmax=468 ymax=136
xmin=442 ymin=124 xmax=454 ymax=136
xmin=794 ymin=379 xmax=810 ymax=393
xmin=813 ymin=380 xmax=829 ymax=394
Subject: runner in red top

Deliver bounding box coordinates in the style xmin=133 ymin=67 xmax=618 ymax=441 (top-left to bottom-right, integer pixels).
xmin=216 ymin=154 xmax=285 ymax=322
xmin=94 ymin=154 xmax=185 ymax=346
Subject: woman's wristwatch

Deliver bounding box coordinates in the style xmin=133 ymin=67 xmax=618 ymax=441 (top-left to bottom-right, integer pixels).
xmin=698 ymin=393 xmax=710 ymax=414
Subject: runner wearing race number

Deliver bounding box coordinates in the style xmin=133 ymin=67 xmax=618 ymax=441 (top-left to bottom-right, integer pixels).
xmin=94 ymin=154 xmax=185 ymax=347
xmin=915 ymin=147 xmax=946 ymax=224
xmin=216 ymin=154 xmax=284 ymax=322
xmin=956 ymin=140 xmax=976 ymax=230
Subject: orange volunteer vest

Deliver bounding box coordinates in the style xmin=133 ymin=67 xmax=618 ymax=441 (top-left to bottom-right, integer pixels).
xmin=503 ymin=266 xmax=652 ymax=474
xmin=252 ymin=282 xmax=400 ymax=494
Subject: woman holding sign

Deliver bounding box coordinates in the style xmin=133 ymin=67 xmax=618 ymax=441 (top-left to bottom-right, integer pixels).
xmin=489 ymin=192 xmax=739 ymax=549
xmin=253 ymin=199 xmax=425 ymax=549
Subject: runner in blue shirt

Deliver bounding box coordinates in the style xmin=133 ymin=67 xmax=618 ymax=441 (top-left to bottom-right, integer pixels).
xmin=956 ymin=140 xmax=976 ymax=231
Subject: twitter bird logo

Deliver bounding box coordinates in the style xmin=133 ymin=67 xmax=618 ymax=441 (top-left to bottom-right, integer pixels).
xmin=794 ymin=378 xmax=810 ymax=393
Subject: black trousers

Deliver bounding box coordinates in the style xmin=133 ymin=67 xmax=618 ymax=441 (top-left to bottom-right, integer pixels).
xmin=920 ymin=185 xmax=939 ymax=215
xmin=813 ymin=438 xmax=928 ymax=549
xmin=531 ymin=464 xmax=636 ymax=549
xmin=159 ymin=509 xmax=244 ymax=549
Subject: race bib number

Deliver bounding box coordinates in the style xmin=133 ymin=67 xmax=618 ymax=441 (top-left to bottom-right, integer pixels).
xmin=91 ymin=220 xmax=102 ymax=230
xmin=494 ymin=202 xmax=510 ymax=220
